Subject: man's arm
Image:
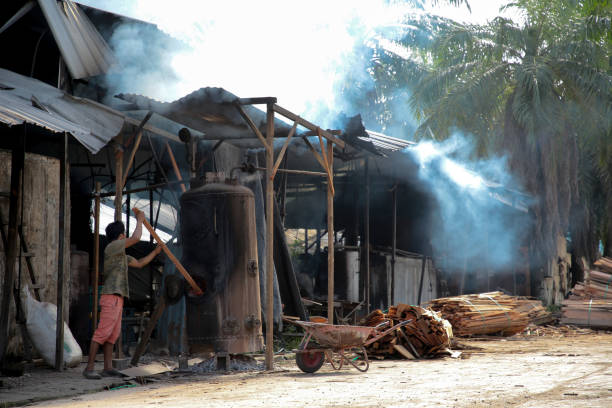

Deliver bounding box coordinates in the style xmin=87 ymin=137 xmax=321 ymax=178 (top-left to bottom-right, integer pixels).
xmin=128 ymin=245 xmax=163 ymax=269
xmin=125 ymin=209 xmax=145 ymax=248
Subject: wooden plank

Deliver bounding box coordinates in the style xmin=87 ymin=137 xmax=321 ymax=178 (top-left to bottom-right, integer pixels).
xmin=394 ymin=344 xmax=415 ymax=359
xmin=0 ymin=134 xmax=24 ymax=363
xmin=272 ymin=104 xmax=344 ymax=148
xmin=130 ymin=295 xmax=166 ymax=366
xmin=132 ymin=208 xmax=202 ymax=295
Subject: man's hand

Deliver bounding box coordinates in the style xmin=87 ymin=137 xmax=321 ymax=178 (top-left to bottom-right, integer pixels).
xmin=135 ymin=209 xmax=145 ymax=223
xmin=154 ymin=244 xmax=163 ymax=255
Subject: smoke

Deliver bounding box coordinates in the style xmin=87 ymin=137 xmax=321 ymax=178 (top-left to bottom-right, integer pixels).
xmin=78 ymin=0 xmax=424 ymax=117
xmin=405 ymin=134 xmax=531 ymax=269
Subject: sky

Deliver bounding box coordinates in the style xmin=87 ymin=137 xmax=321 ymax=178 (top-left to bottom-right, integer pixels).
xmin=78 ymin=0 xmax=521 ymax=122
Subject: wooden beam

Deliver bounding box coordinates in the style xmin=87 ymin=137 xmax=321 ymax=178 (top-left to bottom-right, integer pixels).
xmin=92 ymin=182 xmax=101 ymax=331
xmin=272 ymin=104 xmax=345 ymax=148
xmin=165 ymin=143 xmax=187 ymax=193
xmin=317 ymin=129 xmax=335 ymax=196
xmin=122 ymin=112 xmax=152 ymax=188
xmin=132 ymin=208 xmax=203 ymax=295
xmin=364 ymin=158 xmax=370 ymax=313
xmin=55 ymin=132 xmax=68 ymax=370
xmin=114 ymin=136 xmax=123 ymax=222
xmin=272 ymin=121 xmax=297 ymax=178
xmin=0 ymin=132 xmax=24 ymax=364
xmin=301 ymin=137 xmax=335 ymax=196
xmin=326 ymin=140 xmax=334 ymax=325
xmin=131 ymin=294 xmax=166 ymax=366
xmin=265 ymin=104 xmax=275 ymax=371
xmin=235 ymin=103 xmax=269 ymax=150
xmin=238 ymin=97 xmax=277 ymax=105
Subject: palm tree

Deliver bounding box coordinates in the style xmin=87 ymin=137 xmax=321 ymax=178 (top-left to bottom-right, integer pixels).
xmin=369 ymin=0 xmax=612 ymax=298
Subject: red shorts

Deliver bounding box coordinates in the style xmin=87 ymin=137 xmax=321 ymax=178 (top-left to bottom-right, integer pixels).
xmin=92 ymin=294 xmax=123 ymax=345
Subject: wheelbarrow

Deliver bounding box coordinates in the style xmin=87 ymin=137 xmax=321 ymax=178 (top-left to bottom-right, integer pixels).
xmin=290 ymin=319 xmax=412 ymax=373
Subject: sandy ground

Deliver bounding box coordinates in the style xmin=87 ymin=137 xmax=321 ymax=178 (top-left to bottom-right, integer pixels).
xmin=11 ymin=329 xmax=611 ymax=408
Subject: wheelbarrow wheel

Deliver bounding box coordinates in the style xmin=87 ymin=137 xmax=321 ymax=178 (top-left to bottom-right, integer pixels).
xmin=296 ymin=347 xmax=325 ymax=373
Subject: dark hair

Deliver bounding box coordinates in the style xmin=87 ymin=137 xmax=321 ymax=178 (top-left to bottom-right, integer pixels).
xmin=105 ymin=221 xmax=125 ymax=242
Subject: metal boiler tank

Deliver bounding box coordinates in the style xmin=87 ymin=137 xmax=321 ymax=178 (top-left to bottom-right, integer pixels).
xmin=181 ymin=180 xmax=263 ymax=353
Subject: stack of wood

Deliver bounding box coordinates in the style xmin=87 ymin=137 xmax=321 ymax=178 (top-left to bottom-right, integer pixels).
xmin=561 ymin=257 xmax=612 ymax=328
xmin=361 ymin=304 xmax=453 ymax=359
xmin=428 ymin=292 xmax=549 ymax=336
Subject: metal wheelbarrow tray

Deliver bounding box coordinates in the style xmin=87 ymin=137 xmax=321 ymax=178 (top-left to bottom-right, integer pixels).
xmin=291 ymin=321 xmax=375 ymax=373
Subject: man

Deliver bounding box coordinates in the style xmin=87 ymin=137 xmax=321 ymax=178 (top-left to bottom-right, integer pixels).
xmin=83 ymin=209 xmax=162 ymax=379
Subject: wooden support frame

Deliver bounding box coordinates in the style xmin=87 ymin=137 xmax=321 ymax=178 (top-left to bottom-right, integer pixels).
xmin=0 ymin=131 xmax=25 ymax=364
xmin=55 ymin=132 xmax=68 ymax=370
xmin=92 ymin=182 xmax=101 ymax=331
xmin=122 ymin=112 xmax=153 ymax=188
xmin=166 ymin=142 xmax=187 ymax=193
xmin=114 ymin=135 xmax=123 ymax=222
xmin=272 ymin=121 xmax=297 ymax=178
xmin=234 ymin=99 xmax=340 ymax=371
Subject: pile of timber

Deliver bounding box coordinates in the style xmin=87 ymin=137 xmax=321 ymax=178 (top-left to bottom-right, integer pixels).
xmin=361 ymin=304 xmax=454 ymax=359
xmin=428 ymin=291 xmax=550 ymax=337
xmin=561 ymin=257 xmax=612 ymax=328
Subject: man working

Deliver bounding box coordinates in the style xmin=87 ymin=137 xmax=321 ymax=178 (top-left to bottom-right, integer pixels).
xmin=83 ymin=208 xmax=162 ymax=379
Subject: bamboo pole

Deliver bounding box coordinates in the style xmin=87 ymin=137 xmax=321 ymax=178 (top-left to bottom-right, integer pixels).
xmin=326 ymin=140 xmax=334 ymax=324
xmin=364 ymin=158 xmax=371 ymax=313
xmin=92 ymin=182 xmax=100 ymax=331
xmin=265 ymin=104 xmax=275 ymax=371
xmin=131 ymin=208 xmax=203 ymax=295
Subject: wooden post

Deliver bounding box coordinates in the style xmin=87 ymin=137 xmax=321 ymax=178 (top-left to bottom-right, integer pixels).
xmin=417 ymin=254 xmax=426 ymax=305
xmin=131 ymin=295 xmax=166 ymax=366
xmin=114 ymin=138 xmax=123 ymax=222
xmin=0 ymin=131 xmax=24 ymax=364
xmin=391 ymin=185 xmax=397 ymax=306
xmin=55 ymin=132 xmax=68 ymax=370
xmin=113 ymin=137 xmax=123 ymax=358
xmin=92 ymin=182 xmax=101 ymax=331
xmin=326 ymin=140 xmax=334 ymax=325
xmin=364 ymin=158 xmax=371 ymax=313
xmin=265 ymin=104 xmax=275 ymax=371
xmin=125 ymin=191 xmax=130 ymax=236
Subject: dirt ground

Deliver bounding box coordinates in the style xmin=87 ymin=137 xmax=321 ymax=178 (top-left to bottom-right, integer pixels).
xmin=6 ymin=328 xmax=608 ymax=408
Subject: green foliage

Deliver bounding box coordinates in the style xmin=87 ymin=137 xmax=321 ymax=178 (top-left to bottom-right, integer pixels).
xmin=360 ymin=0 xmax=612 ymax=263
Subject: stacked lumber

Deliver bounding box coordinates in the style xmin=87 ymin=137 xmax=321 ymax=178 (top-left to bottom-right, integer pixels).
xmin=428 ymin=292 xmax=549 ymax=336
xmin=561 ymin=257 xmax=612 ymax=328
xmin=361 ymin=304 xmax=453 ymax=359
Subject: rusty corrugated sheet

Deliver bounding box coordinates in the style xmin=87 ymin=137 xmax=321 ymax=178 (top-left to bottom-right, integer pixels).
xmin=37 ymin=0 xmax=116 ymax=79
xmin=0 ymin=68 xmax=125 ymax=153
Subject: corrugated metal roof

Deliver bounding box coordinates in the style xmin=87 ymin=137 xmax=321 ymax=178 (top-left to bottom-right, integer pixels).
xmin=363 ymin=129 xmax=415 ymax=152
xmin=37 ymin=0 xmax=116 ymax=79
xmin=0 ymin=68 xmax=125 ymax=153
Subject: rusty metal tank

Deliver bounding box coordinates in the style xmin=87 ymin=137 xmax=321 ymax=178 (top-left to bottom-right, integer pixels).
xmin=180 ymin=179 xmax=263 ymax=353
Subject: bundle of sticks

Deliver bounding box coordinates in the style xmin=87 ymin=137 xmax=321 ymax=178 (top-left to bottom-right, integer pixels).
xmin=428 ymin=291 xmax=549 ymax=337
xmin=361 ymin=304 xmax=453 ymax=359
xmin=561 ymin=257 xmax=612 ymax=328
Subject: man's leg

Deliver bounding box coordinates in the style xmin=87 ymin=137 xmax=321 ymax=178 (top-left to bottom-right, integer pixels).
xmin=86 ymin=340 xmax=101 ymax=371
xmin=103 ymin=342 xmax=114 ymax=371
